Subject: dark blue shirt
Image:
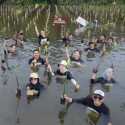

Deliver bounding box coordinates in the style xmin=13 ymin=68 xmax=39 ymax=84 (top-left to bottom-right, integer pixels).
xmin=27 ymin=82 xmax=44 ymax=96
xmin=73 ymin=96 xmax=111 ymax=122
xmin=70 ymin=56 xmax=84 ymax=64
xmin=28 ymin=57 xmax=46 ymax=65
xmin=55 ymin=69 xmax=73 ymax=80
xmin=38 ymin=35 xmax=48 ymax=46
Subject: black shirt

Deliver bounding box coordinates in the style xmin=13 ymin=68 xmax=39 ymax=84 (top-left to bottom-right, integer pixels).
xmin=27 ymin=82 xmax=44 ymax=96
xmin=73 ymin=96 xmax=111 ymax=122
xmin=70 ymin=56 xmax=84 ymax=64
xmin=55 ymin=69 xmax=73 ymax=80
xmin=85 ymin=48 xmax=100 ymax=53
xmin=28 ymin=57 xmax=46 ymax=65
xmin=38 ymin=35 xmax=48 ymax=46
xmin=62 ymin=37 xmax=70 ymax=46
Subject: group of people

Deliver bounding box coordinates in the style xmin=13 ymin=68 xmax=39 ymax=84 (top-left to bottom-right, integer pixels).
xmin=0 ymin=25 xmax=118 ymax=125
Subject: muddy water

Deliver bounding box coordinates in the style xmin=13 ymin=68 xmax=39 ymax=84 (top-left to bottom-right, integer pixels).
xmin=0 ymin=4 xmax=125 ymax=125
xmin=0 ymin=38 xmax=125 ymax=125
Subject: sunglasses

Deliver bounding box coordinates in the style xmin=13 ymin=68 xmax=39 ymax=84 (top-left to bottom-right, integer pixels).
xmin=93 ymin=95 xmax=103 ymax=100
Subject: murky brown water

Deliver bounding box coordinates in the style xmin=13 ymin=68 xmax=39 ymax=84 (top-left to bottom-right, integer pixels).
xmin=0 ymin=38 xmax=125 ymax=125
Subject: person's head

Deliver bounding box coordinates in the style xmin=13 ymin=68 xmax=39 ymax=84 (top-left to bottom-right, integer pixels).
xmin=10 ymin=44 xmax=16 ymax=54
xmin=99 ymin=35 xmax=106 ymax=42
xmin=72 ymin=50 xmax=81 ymax=60
xmin=33 ymin=49 xmax=40 ymax=60
xmin=29 ymin=72 xmax=39 ymax=85
xmin=19 ymin=30 xmax=23 ymax=35
xmin=59 ymin=60 xmax=68 ymax=72
xmin=107 ymin=37 xmax=113 ymax=44
xmin=89 ymin=42 xmax=95 ymax=49
xmin=105 ymin=67 xmax=113 ymax=78
xmin=92 ymin=90 xmax=105 ymax=107
xmin=40 ymin=30 xmax=45 ymax=37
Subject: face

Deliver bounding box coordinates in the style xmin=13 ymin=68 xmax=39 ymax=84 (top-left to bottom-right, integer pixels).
xmin=11 ymin=45 xmax=16 ymax=53
xmin=33 ymin=51 xmax=40 ymax=59
xmin=100 ymin=35 xmax=105 ymax=41
xmin=59 ymin=64 xmax=67 ymax=73
xmin=31 ymin=78 xmax=38 ymax=85
xmin=107 ymin=38 xmax=113 ymax=44
xmin=90 ymin=43 xmax=95 ymax=49
xmin=41 ymin=31 xmax=45 ymax=36
xmin=92 ymin=95 xmax=104 ymax=107
xmin=72 ymin=51 xmax=80 ymax=60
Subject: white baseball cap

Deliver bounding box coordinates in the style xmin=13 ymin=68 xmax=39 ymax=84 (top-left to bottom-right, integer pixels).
xmin=94 ymin=90 xmax=105 ymax=97
xmin=30 ymin=73 xmax=39 ymax=79
xmin=60 ymin=60 xmax=68 ymax=67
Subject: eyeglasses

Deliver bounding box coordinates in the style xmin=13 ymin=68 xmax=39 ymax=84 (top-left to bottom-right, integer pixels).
xmin=93 ymin=95 xmax=103 ymax=101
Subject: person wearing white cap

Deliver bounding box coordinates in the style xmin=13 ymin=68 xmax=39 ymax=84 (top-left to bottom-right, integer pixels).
xmin=63 ymin=89 xmax=112 ymax=125
xmin=54 ymin=60 xmax=80 ymax=91
xmin=26 ymin=72 xmax=44 ymax=97
xmin=91 ymin=66 xmax=116 ymax=85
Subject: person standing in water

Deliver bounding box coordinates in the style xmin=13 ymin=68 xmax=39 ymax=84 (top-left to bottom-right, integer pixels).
xmin=13 ymin=30 xmax=25 ymax=47
xmin=70 ymin=50 xmax=84 ymax=63
xmin=34 ymin=22 xmax=49 ymax=47
xmin=26 ymin=72 xmax=45 ymax=97
xmin=64 ymin=89 xmax=112 ymax=125
xmin=90 ymin=66 xmax=116 ymax=85
xmin=28 ymin=49 xmax=53 ymax=74
xmin=54 ymin=60 xmax=80 ymax=91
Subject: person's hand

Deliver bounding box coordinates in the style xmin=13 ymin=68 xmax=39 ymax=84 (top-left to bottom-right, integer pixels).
xmin=75 ymin=84 xmax=80 ymax=92
xmin=107 ymin=122 xmax=112 ymax=125
xmin=32 ymin=90 xmax=38 ymax=94
xmin=27 ymin=90 xmax=34 ymax=96
xmin=64 ymin=94 xmax=72 ymax=103
xmin=32 ymin=59 xmax=37 ymax=63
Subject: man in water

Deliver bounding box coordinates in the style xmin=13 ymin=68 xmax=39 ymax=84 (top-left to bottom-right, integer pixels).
xmin=28 ymin=49 xmax=53 ymax=73
xmin=13 ymin=30 xmax=24 ymax=47
xmin=70 ymin=50 xmax=84 ymax=65
xmin=62 ymin=32 xmax=72 ymax=47
xmin=54 ymin=60 xmax=80 ymax=91
xmin=64 ymin=89 xmax=112 ymax=125
xmin=26 ymin=72 xmax=44 ymax=97
xmin=90 ymin=66 xmax=116 ymax=85
xmin=34 ymin=22 xmax=49 ymax=47
xmin=3 ymin=39 xmax=17 ymax=56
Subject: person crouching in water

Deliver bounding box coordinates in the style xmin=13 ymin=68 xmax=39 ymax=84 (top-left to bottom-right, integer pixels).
xmin=64 ymin=90 xmax=112 ymax=125
xmin=28 ymin=49 xmax=53 ymax=74
xmin=3 ymin=39 xmax=17 ymax=56
xmin=90 ymin=66 xmax=116 ymax=85
xmin=26 ymin=72 xmax=44 ymax=97
xmin=70 ymin=50 xmax=84 ymax=65
xmin=54 ymin=60 xmax=80 ymax=91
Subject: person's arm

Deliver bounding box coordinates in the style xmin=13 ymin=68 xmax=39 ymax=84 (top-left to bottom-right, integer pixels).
xmin=34 ymin=22 xmax=40 ymax=36
xmin=100 ymin=104 xmax=112 ymax=125
xmin=64 ymin=95 xmax=90 ymax=106
xmin=65 ymin=47 xmax=71 ymax=65
xmin=28 ymin=59 xmax=37 ymax=68
xmin=42 ymin=58 xmax=54 ymax=76
xmin=66 ymin=71 xmax=80 ymax=91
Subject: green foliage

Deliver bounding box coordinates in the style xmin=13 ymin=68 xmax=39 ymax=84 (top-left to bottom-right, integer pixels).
xmin=2 ymin=0 xmax=125 ymax=5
